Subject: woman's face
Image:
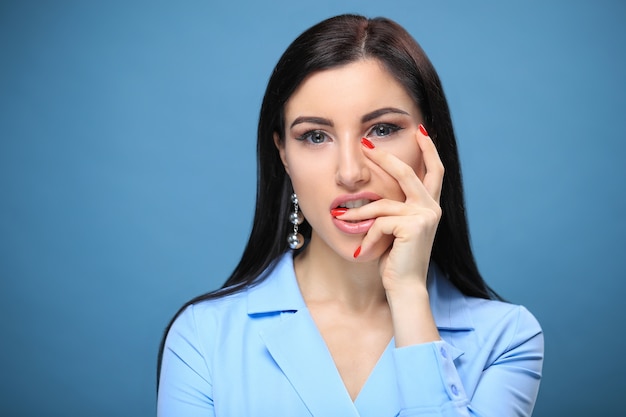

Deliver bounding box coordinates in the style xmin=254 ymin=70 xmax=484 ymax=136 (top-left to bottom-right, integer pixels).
xmin=276 ymin=59 xmax=425 ymax=260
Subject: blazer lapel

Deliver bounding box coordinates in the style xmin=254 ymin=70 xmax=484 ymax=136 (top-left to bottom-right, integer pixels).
xmin=260 ymin=309 xmax=360 ymax=417
xmin=248 ymin=253 xmax=359 ymax=416
xmin=353 ymin=339 xmax=400 ymax=417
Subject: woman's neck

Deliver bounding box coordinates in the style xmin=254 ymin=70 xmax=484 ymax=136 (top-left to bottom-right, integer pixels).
xmin=294 ymin=235 xmax=388 ymax=313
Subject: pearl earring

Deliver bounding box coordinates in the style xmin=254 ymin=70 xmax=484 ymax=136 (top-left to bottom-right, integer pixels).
xmin=287 ymin=193 xmax=304 ymax=249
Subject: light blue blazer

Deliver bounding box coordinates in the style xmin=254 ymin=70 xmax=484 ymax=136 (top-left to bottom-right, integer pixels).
xmin=158 ymin=253 xmax=543 ymax=416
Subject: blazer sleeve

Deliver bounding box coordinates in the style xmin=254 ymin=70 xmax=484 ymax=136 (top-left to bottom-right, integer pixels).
xmin=393 ymin=306 xmax=544 ymax=417
xmin=157 ymin=305 xmax=215 ymax=417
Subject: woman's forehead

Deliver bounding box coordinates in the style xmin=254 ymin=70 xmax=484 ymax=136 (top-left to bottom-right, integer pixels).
xmin=284 ymin=59 xmax=418 ymax=121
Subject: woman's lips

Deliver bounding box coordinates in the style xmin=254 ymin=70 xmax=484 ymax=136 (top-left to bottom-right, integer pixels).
xmin=332 ymin=217 xmax=375 ymax=234
xmin=329 ymin=192 xmax=380 ymax=234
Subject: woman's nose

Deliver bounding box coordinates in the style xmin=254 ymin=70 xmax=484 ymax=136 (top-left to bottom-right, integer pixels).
xmin=335 ymin=138 xmax=370 ymax=188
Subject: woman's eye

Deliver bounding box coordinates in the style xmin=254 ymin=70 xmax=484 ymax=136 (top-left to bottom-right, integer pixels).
xmin=369 ymin=123 xmax=401 ymax=138
xmin=297 ymin=130 xmax=328 ymax=144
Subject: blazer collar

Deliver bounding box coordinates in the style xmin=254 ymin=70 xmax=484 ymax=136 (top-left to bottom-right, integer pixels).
xmin=247 ymin=252 xmax=306 ymax=315
xmin=248 ymin=252 xmax=475 ymax=331
xmin=427 ymin=263 xmax=475 ymax=331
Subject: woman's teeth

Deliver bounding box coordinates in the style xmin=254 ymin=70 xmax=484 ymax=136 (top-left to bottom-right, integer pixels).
xmin=339 ymin=199 xmax=372 ymax=209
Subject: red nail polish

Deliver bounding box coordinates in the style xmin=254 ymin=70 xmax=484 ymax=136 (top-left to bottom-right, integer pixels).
xmin=419 ymin=124 xmax=429 ymax=137
xmin=361 ymin=137 xmax=375 ymax=149
xmin=353 ymin=246 xmax=361 ymax=258
xmin=330 ymin=208 xmax=348 ymax=216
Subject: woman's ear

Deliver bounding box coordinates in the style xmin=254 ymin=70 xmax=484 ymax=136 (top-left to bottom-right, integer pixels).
xmin=273 ymin=132 xmax=290 ymax=175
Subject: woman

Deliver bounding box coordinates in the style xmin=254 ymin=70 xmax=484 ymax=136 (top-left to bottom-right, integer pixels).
xmin=157 ymin=14 xmax=543 ymax=416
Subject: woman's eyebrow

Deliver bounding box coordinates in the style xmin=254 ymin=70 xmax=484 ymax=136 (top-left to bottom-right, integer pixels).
xmin=361 ymin=107 xmax=410 ymax=123
xmin=290 ymin=116 xmax=333 ymax=129
xmin=289 ymin=107 xmax=409 ymax=129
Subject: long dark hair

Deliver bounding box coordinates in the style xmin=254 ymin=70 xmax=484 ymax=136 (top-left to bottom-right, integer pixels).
xmin=157 ymin=14 xmax=500 ymax=385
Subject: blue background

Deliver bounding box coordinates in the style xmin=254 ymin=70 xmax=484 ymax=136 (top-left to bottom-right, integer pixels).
xmin=1 ymin=1 xmax=624 ymax=416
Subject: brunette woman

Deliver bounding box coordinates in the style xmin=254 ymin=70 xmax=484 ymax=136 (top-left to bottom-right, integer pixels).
xmin=157 ymin=14 xmax=543 ymax=417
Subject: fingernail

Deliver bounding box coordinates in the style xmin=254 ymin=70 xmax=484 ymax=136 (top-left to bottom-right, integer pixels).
xmin=330 ymin=207 xmax=348 ymax=217
xmin=353 ymin=246 xmax=361 ymax=258
xmin=361 ymin=137 xmax=375 ymax=149
xmin=419 ymin=124 xmax=429 ymax=137
xmin=330 ymin=208 xmax=348 ymax=217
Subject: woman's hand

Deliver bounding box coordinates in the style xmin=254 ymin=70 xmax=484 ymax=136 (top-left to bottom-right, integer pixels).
xmin=344 ymin=124 xmax=444 ymax=289
xmin=335 ymin=124 xmax=444 ymax=345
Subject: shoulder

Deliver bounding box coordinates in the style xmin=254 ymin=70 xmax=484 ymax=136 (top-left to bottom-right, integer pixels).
xmin=170 ymin=290 xmax=249 ymax=339
xmin=167 ymin=252 xmax=300 ymax=347
xmin=450 ymin=286 xmax=543 ymax=368
xmin=162 ymin=290 xmax=250 ymax=375
xmin=430 ymin=265 xmax=542 ymax=337
xmin=467 ymin=296 xmax=542 ymax=346
xmin=429 ymin=265 xmax=543 ymax=361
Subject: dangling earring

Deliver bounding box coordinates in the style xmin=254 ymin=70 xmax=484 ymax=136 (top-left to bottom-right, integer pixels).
xmin=287 ymin=193 xmax=304 ymax=249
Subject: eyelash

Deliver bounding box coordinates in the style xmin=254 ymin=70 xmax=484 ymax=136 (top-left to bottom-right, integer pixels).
xmin=295 ymin=123 xmax=403 ymax=145
xmin=366 ymin=123 xmax=403 ymax=138
xmin=295 ymin=130 xmax=328 ymax=144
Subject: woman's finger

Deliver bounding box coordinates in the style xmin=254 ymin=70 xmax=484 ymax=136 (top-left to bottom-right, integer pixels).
xmin=416 ymin=125 xmax=445 ymax=204
xmin=360 ymin=124 xmax=444 ymax=204
xmin=333 ymin=199 xmax=409 ymax=222
xmin=355 ymin=207 xmax=440 ymax=261
xmin=360 ymin=137 xmax=428 ymax=204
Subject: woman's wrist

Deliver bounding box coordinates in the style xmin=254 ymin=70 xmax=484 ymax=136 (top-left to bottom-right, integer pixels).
xmin=386 ymin=282 xmax=440 ymax=347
